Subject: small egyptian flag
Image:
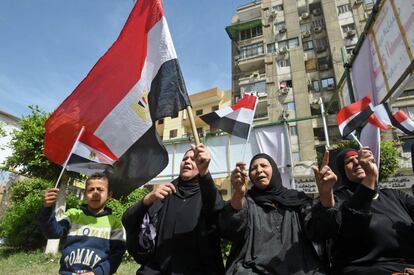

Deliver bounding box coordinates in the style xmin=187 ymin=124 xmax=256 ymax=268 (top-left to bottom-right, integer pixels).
xmin=392 ymin=111 xmax=414 ymax=134
xmin=66 ymin=128 xmax=118 ymax=175
xmin=337 ymin=96 xmax=374 ymax=138
xmin=200 ymin=93 xmax=257 ymax=139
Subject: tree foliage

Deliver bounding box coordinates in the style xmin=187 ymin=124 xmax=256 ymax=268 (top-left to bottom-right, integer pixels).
xmin=106 ymin=187 xmax=149 ymax=219
xmin=4 ymin=106 xmax=66 ymax=181
xmin=0 ymin=178 xmax=81 ymax=249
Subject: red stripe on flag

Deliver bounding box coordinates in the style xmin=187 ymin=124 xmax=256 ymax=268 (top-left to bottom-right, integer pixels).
xmin=45 ymin=0 xmax=164 ymax=165
xmin=231 ymin=94 xmax=257 ymax=111
xmin=79 ymin=130 xmax=119 ymax=161
xmin=337 ymin=96 xmax=371 ymax=125
xmin=393 ymin=111 xmax=409 ymax=123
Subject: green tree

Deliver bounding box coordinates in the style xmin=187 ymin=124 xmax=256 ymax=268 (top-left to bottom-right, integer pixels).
xmin=4 ymin=106 xmax=62 ymax=181
xmin=0 ymin=178 xmax=81 ymax=249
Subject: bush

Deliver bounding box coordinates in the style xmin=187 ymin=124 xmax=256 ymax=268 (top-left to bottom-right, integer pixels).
xmin=106 ymin=187 xmax=149 ymax=219
xmin=0 ymin=178 xmax=80 ymax=249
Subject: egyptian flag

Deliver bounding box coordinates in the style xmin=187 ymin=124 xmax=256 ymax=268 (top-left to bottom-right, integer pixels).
xmin=44 ymin=0 xmax=191 ymax=197
xmin=66 ymin=128 xmax=118 ymax=175
xmin=337 ymin=96 xmax=374 ymax=138
xmin=200 ymin=94 xmax=257 ymax=139
xmin=392 ymin=111 xmax=414 ymax=134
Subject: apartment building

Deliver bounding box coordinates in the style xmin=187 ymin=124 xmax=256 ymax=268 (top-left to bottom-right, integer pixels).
xmin=226 ymin=0 xmax=375 ymax=164
xmin=156 ymin=87 xmax=231 ymax=141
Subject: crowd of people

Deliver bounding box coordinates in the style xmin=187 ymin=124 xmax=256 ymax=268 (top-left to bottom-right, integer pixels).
xmin=39 ymin=143 xmax=414 ymax=275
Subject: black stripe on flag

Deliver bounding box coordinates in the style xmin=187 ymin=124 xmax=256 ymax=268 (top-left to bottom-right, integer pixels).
xmin=66 ymin=155 xmax=113 ymax=175
xmin=342 ymin=106 xmax=373 ymax=138
xmin=108 ymin=125 xmax=168 ymax=198
xmin=149 ymin=59 xmax=191 ymax=121
xmin=201 ymin=112 xmax=250 ymax=139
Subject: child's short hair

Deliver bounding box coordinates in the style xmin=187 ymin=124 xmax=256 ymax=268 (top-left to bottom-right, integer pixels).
xmin=85 ymin=172 xmax=110 ymax=191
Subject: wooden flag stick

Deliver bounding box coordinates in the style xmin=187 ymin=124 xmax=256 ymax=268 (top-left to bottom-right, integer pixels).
xmin=186 ymin=106 xmax=200 ymax=145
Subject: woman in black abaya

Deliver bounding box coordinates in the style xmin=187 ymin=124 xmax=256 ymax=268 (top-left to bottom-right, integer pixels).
xmin=122 ymin=144 xmax=225 ymax=275
xmin=219 ymin=153 xmax=326 ymax=275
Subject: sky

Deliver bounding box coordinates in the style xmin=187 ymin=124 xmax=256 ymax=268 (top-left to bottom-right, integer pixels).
xmin=0 ymin=0 xmax=252 ymax=118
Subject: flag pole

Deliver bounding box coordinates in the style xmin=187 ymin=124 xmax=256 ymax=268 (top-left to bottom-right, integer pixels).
xmin=241 ymin=92 xmax=258 ymax=162
xmin=319 ymin=97 xmax=330 ymax=149
xmin=186 ymin=106 xmax=200 ymax=145
xmin=350 ymin=132 xmax=363 ymax=149
xmin=282 ymin=111 xmax=295 ymax=189
xmin=54 ymin=126 xmax=85 ymax=188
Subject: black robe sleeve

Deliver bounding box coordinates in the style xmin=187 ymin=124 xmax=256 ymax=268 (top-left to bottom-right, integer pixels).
xmin=121 ymin=200 xmax=151 ymax=264
xmin=199 ymin=172 xmax=225 ymax=213
xmin=218 ymin=199 xmax=248 ymax=243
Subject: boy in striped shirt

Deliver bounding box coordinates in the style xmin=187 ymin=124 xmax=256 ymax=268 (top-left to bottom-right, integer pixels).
xmin=39 ymin=173 xmax=126 ymax=275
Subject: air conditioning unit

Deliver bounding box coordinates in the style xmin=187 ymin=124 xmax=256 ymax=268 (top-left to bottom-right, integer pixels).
xmin=300 ymin=12 xmax=310 ymax=20
xmin=279 ymin=87 xmax=290 ymax=95
xmin=312 ymin=8 xmax=321 ymax=16
xmin=269 ymin=10 xmax=277 ymax=18
xmin=234 ymin=55 xmax=240 ymax=62
xmin=279 ymin=26 xmax=287 ymax=33
xmin=346 ymin=30 xmax=356 ymax=37
xmin=302 ymin=31 xmax=312 ymax=38
xmin=319 ymin=64 xmax=329 ymax=71
xmin=313 ymin=26 xmax=322 ymax=33
xmin=278 ymin=47 xmax=288 ymax=54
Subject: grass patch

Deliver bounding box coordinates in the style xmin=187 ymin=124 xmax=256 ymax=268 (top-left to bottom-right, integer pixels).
xmin=0 ymin=247 xmax=137 ymax=274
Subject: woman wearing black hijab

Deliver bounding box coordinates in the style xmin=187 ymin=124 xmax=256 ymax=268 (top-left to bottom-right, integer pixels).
xmin=219 ymin=153 xmax=326 ymax=274
xmin=122 ymin=143 xmax=225 ymax=275
xmin=311 ymin=147 xmax=414 ymax=275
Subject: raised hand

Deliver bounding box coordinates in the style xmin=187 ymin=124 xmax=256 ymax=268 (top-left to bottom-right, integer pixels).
xmin=143 ymin=183 xmax=177 ymax=206
xmin=358 ymin=147 xmax=378 ymax=190
xmin=192 ymin=143 xmax=211 ymax=177
xmin=230 ymin=162 xmax=248 ymax=210
xmin=312 ymin=150 xmax=337 ymax=208
xmin=43 ymin=188 xmax=60 ymax=208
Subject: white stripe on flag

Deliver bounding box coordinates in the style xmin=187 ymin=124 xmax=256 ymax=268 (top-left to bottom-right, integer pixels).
xmin=401 ymin=118 xmax=414 ymax=132
xmin=74 ymin=142 xmax=116 ymax=165
xmin=224 ymin=108 xmax=255 ymax=125
xmin=215 ymin=106 xmax=233 ymax=118
xmin=338 ymin=112 xmax=360 ymax=135
xmin=95 ymin=17 xmax=176 ymax=156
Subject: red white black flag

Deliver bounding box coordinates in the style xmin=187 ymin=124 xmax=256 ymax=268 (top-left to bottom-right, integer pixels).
xmin=337 ymin=96 xmax=374 ymax=138
xmin=44 ymin=0 xmax=190 ymax=197
xmin=200 ymin=94 xmax=257 ymax=139
xmin=65 ymin=128 xmax=118 ymax=175
xmin=370 ymin=102 xmax=414 ymax=134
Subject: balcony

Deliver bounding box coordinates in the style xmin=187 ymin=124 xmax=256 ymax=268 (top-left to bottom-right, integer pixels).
xmin=236 ymin=53 xmax=265 ymax=72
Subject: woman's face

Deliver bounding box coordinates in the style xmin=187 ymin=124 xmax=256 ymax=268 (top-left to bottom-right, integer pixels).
xmin=250 ymin=158 xmax=272 ymax=189
xmin=344 ymin=155 xmax=366 ymax=183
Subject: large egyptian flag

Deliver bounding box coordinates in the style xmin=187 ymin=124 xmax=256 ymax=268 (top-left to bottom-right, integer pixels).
xmin=337 ymin=96 xmax=374 ymax=138
xmin=200 ymin=94 xmax=257 ymax=139
xmin=44 ymin=0 xmax=191 ymax=197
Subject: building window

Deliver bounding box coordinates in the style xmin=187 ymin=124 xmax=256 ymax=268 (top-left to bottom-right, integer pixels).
xmin=292 ymin=152 xmax=300 ymax=162
xmin=338 ymin=4 xmax=351 ymax=14
xmin=315 ymin=37 xmax=328 ymax=51
xmin=240 ymin=81 xmax=266 ymax=94
xmin=254 ymin=101 xmax=268 ymax=119
xmin=284 ymin=102 xmax=296 ymax=111
xmin=318 ymin=56 xmax=331 ymax=70
xmin=341 ymin=23 xmax=356 ymax=33
xmin=195 ymin=109 xmax=203 ymax=116
xmin=303 ymin=40 xmax=314 ymax=51
xmin=279 ymin=80 xmax=293 ymax=89
xmin=169 ymin=129 xmax=178 ymax=139
xmin=312 ymin=80 xmax=320 ymax=91
xmin=240 ymin=26 xmax=263 ymax=41
xmin=278 ymin=38 xmax=299 ymax=50
xmin=240 ymin=43 xmax=264 ymax=59
xmin=267 ymin=43 xmax=276 ymax=53
xmin=290 ymin=125 xmax=298 ymax=136
xmin=278 ymin=59 xmax=291 ymax=67
xmin=312 ymin=18 xmax=325 ymax=28
xmin=300 ymin=23 xmax=312 ymax=33
xmin=321 ymin=78 xmax=335 ymax=89
xmin=272 ymin=4 xmax=284 ymax=11
xmin=212 ymin=105 xmax=219 ymax=112
xmin=158 ymin=118 xmax=164 ymax=125
xmin=274 ymin=21 xmax=286 ymax=33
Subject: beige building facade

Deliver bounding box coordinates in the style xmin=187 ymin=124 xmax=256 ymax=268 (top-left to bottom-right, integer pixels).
xmin=226 ymin=0 xmax=375 ymax=164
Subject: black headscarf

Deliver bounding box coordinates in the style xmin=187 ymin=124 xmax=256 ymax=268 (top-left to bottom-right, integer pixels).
xmin=335 ymin=148 xmax=360 ymax=192
xmin=247 ymin=153 xmax=309 ymax=207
